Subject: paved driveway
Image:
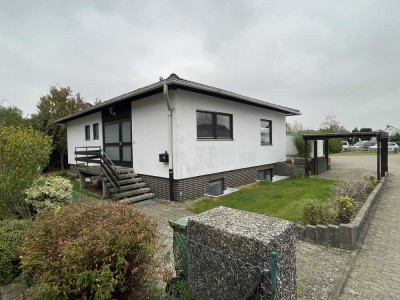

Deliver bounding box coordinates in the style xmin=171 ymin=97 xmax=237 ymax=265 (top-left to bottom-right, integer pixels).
xmin=338 ymin=153 xmax=400 ymax=299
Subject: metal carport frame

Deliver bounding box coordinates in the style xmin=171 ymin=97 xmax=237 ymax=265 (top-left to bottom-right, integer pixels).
xmin=303 ymin=132 xmax=389 ymax=180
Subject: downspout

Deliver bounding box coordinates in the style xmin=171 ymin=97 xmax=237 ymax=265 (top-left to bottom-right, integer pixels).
xmin=163 ymin=84 xmax=175 ymax=201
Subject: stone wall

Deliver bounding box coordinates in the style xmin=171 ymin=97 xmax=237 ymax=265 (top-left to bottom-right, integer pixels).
xmin=296 ymin=176 xmax=386 ymax=250
xmin=187 ymin=207 xmax=296 ymax=300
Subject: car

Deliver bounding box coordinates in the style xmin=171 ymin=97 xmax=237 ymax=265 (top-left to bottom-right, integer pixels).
xmin=341 ymin=141 xmax=350 ymax=151
xmin=350 ymin=141 xmax=376 ymax=151
xmin=369 ymin=142 xmax=400 ymax=151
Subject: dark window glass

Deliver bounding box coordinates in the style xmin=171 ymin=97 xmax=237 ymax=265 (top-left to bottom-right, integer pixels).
xmin=197 ymin=110 xmax=233 ymax=139
xmin=93 ymin=123 xmax=99 ymax=140
xmin=208 ymin=179 xmax=224 ymax=196
xmin=85 ymin=125 xmax=90 ymax=140
xmin=258 ymin=169 xmax=273 ymax=181
xmin=216 ymin=114 xmax=231 ymax=138
xmin=197 ymin=111 xmax=213 ymax=138
xmin=261 ymin=119 xmax=272 ymax=145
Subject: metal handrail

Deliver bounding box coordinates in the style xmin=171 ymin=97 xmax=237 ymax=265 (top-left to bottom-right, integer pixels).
xmin=75 ymin=146 xmax=121 ymax=192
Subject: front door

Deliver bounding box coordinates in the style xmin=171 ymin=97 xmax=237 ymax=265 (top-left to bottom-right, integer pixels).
xmin=104 ymin=119 xmax=132 ymax=167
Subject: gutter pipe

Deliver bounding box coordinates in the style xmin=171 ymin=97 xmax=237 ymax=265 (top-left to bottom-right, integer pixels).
xmin=163 ymin=84 xmax=175 ymax=201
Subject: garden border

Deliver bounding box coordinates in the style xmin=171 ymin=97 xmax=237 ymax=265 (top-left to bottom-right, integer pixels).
xmin=295 ymin=175 xmax=387 ymax=250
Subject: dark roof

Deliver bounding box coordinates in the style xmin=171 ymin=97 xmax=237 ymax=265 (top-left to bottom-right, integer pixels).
xmin=303 ymin=132 xmax=389 ymax=140
xmin=55 ymin=73 xmax=301 ymax=123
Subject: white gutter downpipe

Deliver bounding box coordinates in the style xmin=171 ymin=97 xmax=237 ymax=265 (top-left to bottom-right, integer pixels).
xmin=163 ymin=84 xmax=175 ymax=201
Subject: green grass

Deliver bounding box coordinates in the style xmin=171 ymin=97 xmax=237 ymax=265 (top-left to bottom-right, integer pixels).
xmin=186 ymin=178 xmax=336 ymax=224
xmin=331 ymin=151 xmax=376 ymax=156
xmin=69 ymin=177 xmax=101 ymax=200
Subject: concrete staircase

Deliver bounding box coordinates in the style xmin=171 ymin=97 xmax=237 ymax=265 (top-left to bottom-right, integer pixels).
xmin=105 ymin=168 xmax=155 ymax=204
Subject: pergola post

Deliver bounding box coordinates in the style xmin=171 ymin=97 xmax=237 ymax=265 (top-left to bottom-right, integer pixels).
xmin=304 ymin=137 xmax=309 ymax=177
xmin=324 ymin=140 xmax=329 ymax=170
xmin=313 ymin=140 xmax=318 ymax=175
xmin=377 ymin=137 xmax=381 ymax=180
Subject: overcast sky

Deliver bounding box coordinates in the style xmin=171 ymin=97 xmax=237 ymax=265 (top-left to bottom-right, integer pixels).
xmin=1 ymin=0 xmax=399 ymax=131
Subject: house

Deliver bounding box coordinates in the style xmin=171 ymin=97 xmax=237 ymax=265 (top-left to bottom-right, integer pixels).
xmin=383 ymin=125 xmax=400 ymax=136
xmin=55 ymin=74 xmax=301 ymax=202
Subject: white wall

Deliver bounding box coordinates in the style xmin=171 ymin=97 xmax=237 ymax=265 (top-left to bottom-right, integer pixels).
xmin=131 ymin=93 xmax=170 ymax=177
xmin=173 ymin=90 xmax=287 ymax=179
xmin=286 ymin=135 xmax=324 ymax=157
xmin=67 ymin=112 xmax=102 ymax=165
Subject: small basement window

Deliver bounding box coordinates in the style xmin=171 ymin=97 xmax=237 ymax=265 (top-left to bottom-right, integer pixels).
xmin=85 ymin=125 xmax=90 ymax=140
xmin=257 ymin=169 xmax=273 ymax=181
xmin=208 ymin=179 xmax=224 ymax=196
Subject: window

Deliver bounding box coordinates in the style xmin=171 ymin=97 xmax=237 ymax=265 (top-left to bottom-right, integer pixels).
xmin=93 ymin=123 xmax=99 ymax=140
xmin=261 ymin=119 xmax=272 ymax=145
xmin=85 ymin=125 xmax=90 ymax=140
xmin=208 ymin=179 xmax=224 ymax=196
xmin=257 ymin=169 xmax=273 ymax=181
xmin=197 ymin=110 xmax=233 ymax=139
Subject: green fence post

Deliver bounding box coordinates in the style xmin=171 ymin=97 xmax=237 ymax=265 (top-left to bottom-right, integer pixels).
xmin=268 ymin=251 xmax=278 ymax=300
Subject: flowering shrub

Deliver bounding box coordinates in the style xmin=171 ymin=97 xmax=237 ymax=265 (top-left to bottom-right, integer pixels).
xmin=25 ymin=176 xmax=72 ymax=212
xmin=21 ymin=200 xmax=159 ymax=299
xmin=336 ymin=196 xmax=356 ymax=224
xmin=303 ymin=199 xmax=337 ymax=225
xmin=0 ymin=218 xmax=32 ymax=284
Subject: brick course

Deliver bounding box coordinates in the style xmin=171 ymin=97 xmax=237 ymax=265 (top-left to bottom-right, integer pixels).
xmin=142 ymin=164 xmax=275 ymax=201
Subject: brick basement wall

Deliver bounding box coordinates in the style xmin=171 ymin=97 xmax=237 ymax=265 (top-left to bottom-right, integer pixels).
xmin=142 ymin=164 xmax=275 ymax=201
xmin=139 ymin=174 xmax=170 ymax=200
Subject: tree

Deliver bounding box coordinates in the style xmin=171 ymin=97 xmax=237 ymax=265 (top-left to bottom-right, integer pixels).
xmin=352 ymin=127 xmax=359 ymax=133
xmin=31 ymin=86 xmax=91 ymax=171
xmin=319 ymin=114 xmax=347 ymax=133
xmin=0 ymin=102 xmax=26 ymax=127
xmin=0 ymin=126 xmax=52 ymax=218
xmin=389 ymin=133 xmax=400 ymax=142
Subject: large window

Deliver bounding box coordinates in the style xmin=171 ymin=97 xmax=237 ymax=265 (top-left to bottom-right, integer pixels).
xmin=93 ymin=123 xmax=99 ymax=140
xmin=261 ymin=119 xmax=272 ymax=145
xmin=197 ymin=110 xmax=233 ymax=139
xmin=85 ymin=125 xmax=90 ymax=140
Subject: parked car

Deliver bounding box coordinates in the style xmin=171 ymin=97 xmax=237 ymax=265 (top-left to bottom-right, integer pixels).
xmin=350 ymin=141 xmax=376 ymax=151
xmin=369 ymin=142 xmax=399 ymax=151
xmin=341 ymin=141 xmax=350 ymax=151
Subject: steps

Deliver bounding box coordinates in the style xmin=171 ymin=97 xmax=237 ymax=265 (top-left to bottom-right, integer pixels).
xmin=104 ymin=168 xmax=155 ymax=204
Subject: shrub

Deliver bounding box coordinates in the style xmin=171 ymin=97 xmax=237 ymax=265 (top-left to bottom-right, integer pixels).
xmin=331 ymin=179 xmax=370 ymax=202
xmin=336 ymin=196 xmax=356 ymax=224
xmin=293 ymin=132 xmax=312 ymax=158
xmin=25 ymin=175 xmax=73 ymax=212
xmin=328 ymin=138 xmax=342 ymax=154
xmin=0 ymin=126 xmax=52 ymax=219
xmin=0 ymin=218 xmax=32 ymax=284
xmin=21 ymin=200 xmax=159 ymax=299
xmin=303 ymin=199 xmax=337 ymax=225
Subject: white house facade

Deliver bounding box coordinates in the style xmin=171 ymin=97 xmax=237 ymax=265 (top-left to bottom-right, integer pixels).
xmin=57 ymin=74 xmax=300 ymax=201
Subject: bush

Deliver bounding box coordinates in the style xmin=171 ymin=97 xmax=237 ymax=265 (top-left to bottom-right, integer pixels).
xmin=0 ymin=219 xmax=32 ymax=284
xmin=336 ymin=196 xmax=356 ymax=224
xmin=25 ymin=176 xmax=73 ymax=212
xmin=303 ymin=199 xmax=337 ymax=225
xmin=0 ymin=126 xmax=52 ymax=219
xmin=328 ymin=138 xmax=342 ymax=154
xmin=332 ymin=177 xmax=377 ymax=203
xmin=293 ymin=132 xmax=312 ymax=158
xmin=21 ymin=200 xmax=159 ymax=299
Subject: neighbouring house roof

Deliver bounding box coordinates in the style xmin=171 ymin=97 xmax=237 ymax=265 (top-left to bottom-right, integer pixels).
xmin=383 ymin=125 xmax=400 ymax=134
xmin=54 ymin=73 xmax=301 ymax=123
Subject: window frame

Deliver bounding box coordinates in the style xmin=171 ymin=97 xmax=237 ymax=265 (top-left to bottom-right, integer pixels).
xmin=85 ymin=125 xmax=90 ymax=141
xmin=260 ymin=119 xmax=272 ymax=145
xmin=93 ymin=123 xmax=99 ymax=140
xmin=196 ymin=110 xmax=233 ymax=140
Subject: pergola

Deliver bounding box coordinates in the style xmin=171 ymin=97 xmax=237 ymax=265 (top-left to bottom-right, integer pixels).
xmin=303 ymin=132 xmax=389 ymax=180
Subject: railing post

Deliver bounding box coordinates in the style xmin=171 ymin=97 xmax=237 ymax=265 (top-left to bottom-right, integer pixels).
xmin=268 ymin=251 xmax=278 ymax=300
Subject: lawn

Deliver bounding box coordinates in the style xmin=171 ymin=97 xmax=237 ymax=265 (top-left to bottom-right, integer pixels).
xmin=186 ymin=177 xmax=336 ymax=224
